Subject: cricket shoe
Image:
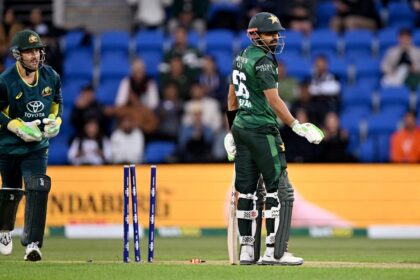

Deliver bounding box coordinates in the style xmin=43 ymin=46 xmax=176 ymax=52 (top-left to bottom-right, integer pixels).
xmin=239 ymin=245 xmax=256 ymax=265
xmin=0 ymin=231 xmax=12 ymax=255
xmin=24 ymin=242 xmax=42 ymax=261
xmin=260 ymin=247 xmax=303 ymax=265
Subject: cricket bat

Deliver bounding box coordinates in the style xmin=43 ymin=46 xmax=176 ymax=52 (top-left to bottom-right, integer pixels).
xmin=227 ymin=170 xmax=238 ymax=265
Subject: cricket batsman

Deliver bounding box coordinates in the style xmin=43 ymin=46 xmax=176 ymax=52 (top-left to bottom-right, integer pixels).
xmin=225 ymin=12 xmax=324 ymax=265
xmin=0 ymin=29 xmax=63 ymax=261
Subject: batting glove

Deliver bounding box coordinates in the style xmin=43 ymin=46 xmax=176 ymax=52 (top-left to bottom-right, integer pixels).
xmin=42 ymin=114 xmax=62 ymax=138
xmin=224 ymin=132 xmax=236 ymax=161
xmin=7 ymin=118 xmax=43 ymax=142
xmin=291 ymin=120 xmax=324 ymax=144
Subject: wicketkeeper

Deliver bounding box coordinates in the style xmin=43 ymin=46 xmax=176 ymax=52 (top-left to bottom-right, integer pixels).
xmin=0 ymin=29 xmax=63 ymax=261
xmin=225 ymin=12 xmax=324 ymax=265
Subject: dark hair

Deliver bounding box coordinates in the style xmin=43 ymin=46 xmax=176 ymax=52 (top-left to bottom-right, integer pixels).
xmin=399 ymin=28 xmax=412 ymax=37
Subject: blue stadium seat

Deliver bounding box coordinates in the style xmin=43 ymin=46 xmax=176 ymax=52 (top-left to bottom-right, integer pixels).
xmin=366 ymin=111 xmax=400 ymax=137
xmin=378 ymin=27 xmax=399 ymax=57
xmin=309 ymin=29 xmax=339 ymax=56
xmin=96 ymin=79 xmax=121 ymax=105
xmin=62 ymin=82 xmax=84 ymax=106
xmin=343 ymin=30 xmax=374 ymax=59
xmin=282 ymin=31 xmax=304 ymax=56
xmin=282 ymin=56 xmax=311 ymax=82
xmin=387 ymin=2 xmax=417 ymax=28
xmin=63 ymin=49 xmax=93 ymax=83
xmin=144 ymin=141 xmax=177 ymax=163
xmin=205 ymin=29 xmax=234 ymax=54
xmin=340 ymin=108 xmax=368 ymax=153
xmin=239 ymin=32 xmax=251 ymax=50
xmin=328 ymin=56 xmax=350 ymax=84
xmin=358 ymin=134 xmax=391 ymax=163
xmin=48 ymin=138 xmax=69 ymax=165
xmin=341 ymin=85 xmax=373 ymax=111
xmin=167 ymin=30 xmax=201 ymax=49
xmin=100 ymin=30 xmax=130 ymax=56
xmin=135 ymin=30 xmax=164 ymax=54
xmin=353 ymin=56 xmax=380 ymax=87
xmin=413 ymin=29 xmax=420 ymax=48
xmin=316 ymin=2 xmax=336 ymax=28
xmin=62 ymin=30 xmax=92 ymax=55
xmin=99 ymin=52 xmax=130 ymax=83
xmin=206 ymin=50 xmax=233 ymax=76
xmin=378 ymin=86 xmax=410 ymax=112
xmin=137 ymin=51 xmax=162 ymax=78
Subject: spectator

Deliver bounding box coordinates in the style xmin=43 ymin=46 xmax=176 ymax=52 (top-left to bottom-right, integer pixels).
xmin=308 ymin=55 xmax=341 ymax=125
xmin=68 ymin=119 xmax=112 ymax=165
xmin=160 ymin=56 xmax=194 ymax=100
xmin=198 ymin=55 xmax=227 ymax=104
xmin=390 ymin=111 xmax=420 ymax=163
xmin=330 ymin=0 xmax=379 ymax=32
xmin=110 ymin=115 xmax=145 ymax=164
xmin=182 ymin=83 xmax=222 ymax=133
xmin=127 ymin=0 xmax=173 ymax=31
xmin=241 ymin=0 xmax=278 ymax=28
xmin=28 ymin=8 xmax=50 ymax=36
xmin=381 ymin=28 xmax=420 ymax=91
xmin=115 ymin=57 xmax=159 ymax=110
xmin=207 ymin=0 xmax=242 ymax=31
xmin=277 ymin=60 xmax=300 ymax=109
xmin=0 ymin=8 xmax=23 ymax=59
xmin=178 ymin=102 xmax=214 ymax=162
xmin=70 ymin=84 xmax=108 ymax=140
xmin=319 ymin=111 xmax=354 ymax=162
xmin=155 ymin=82 xmax=183 ymax=141
xmin=162 ymin=26 xmax=202 ymax=77
xmin=278 ymin=0 xmax=316 ymax=35
xmin=291 ymin=81 xmax=319 ymax=123
xmin=168 ymin=0 xmax=209 ymax=34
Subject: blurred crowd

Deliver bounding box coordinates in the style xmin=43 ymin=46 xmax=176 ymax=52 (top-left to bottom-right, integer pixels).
xmin=1 ymin=0 xmax=420 ymax=164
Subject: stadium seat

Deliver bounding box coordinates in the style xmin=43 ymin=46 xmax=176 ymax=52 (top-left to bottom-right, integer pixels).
xmin=413 ymin=29 xmax=420 ymax=48
xmin=63 ymin=49 xmax=93 ymax=82
xmin=366 ymin=112 xmax=400 ymax=137
xmin=62 ymin=30 xmax=93 ymax=55
xmin=100 ymin=30 xmax=130 ymax=56
xmin=358 ymin=134 xmax=391 ymax=163
xmin=205 ymin=29 xmax=234 ymax=54
xmin=378 ymin=86 xmax=410 ymax=112
xmin=341 ymin=85 xmax=373 ymax=112
xmin=135 ymin=30 xmax=164 ymax=54
xmin=340 ymin=108 xmax=368 ymax=153
xmin=48 ymin=138 xmax=69 ymax=165
xmin=328 ymin=56 xmax=350 ymax=84
xmin=96 ymin=79 xmax=121 ymax=105
xmin=282 ymin=56 xmax=311 ymax=82
xmin=315 ymin=2 xmax=336 ymax=28
xmin=99 ymin=52 xmax=130 ymax=83
xmin=281 ymin=30 xmax=304 ymax=56
xmin=343 ymin=30 xmax=374 ymax=60
xmin=239 ymin=32 xmax=251 ymax=50
xmin=378 ymin=27 xmax=399 ymax=57
xmin=137 ymin=51 xmax=162 ymax=78
xmin=387 ymin=2 xmax=417 ymax=28
xmin=353 ymin=57 xmax=380 ymax=87
xmin=62 ymin=83 xmax=84 ymax=106
xmin=309 ymin=29 xmax=339 ymax=56
xmin=206 ymin=50 xmax=233 ymax=76
xmin=144 ymin=141 xmax=177 ymax=163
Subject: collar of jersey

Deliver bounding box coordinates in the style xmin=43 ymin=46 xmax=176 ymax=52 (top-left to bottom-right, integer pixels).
xmin=15 ymin=63 xmax=39 ymax=87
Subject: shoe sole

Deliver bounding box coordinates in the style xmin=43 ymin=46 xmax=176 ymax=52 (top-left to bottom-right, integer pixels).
xmin=260 ymin=260 xmax=304 ymax=266
xmin=239 ymin=260 xmax=257 ymax=265
xmin=25 ymin=250 xmax=42 ymax=262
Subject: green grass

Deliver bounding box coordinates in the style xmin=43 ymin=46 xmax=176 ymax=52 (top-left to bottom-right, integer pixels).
xmin=1 ymin=237 xmax=420 ymax=280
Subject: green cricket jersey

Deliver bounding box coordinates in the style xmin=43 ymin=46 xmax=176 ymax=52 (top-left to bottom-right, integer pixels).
xmin=231 ymin=45 xmax=279 ymax=129
xmin=0 ymin=63 xmax=63 ymax=155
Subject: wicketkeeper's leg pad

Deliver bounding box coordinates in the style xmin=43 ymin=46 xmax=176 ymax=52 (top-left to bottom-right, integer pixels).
xmin=274 ymin=171 xmax=294 ymax=259
xmin=0 ymin=188 xmax=24 ymax=230
xmin=21 ymin=175 xmax=51 ymax=247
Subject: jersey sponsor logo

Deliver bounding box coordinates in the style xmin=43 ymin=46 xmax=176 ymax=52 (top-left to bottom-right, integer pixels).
xmin=15 ymin=92 xmax=23 ymax=100
xmin=41 ymin=86 xmax=52 ymax=97
xmin=25 ymin=100 xmax=46 ymax=118
xmin=256 ymin=64 xmax=273 ymax=72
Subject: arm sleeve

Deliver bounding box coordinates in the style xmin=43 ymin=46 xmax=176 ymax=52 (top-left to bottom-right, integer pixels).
xmin=0 ymin=78 xmax=11 ymax=127
xmin=255 ymin=57 xmax=278 ymax=90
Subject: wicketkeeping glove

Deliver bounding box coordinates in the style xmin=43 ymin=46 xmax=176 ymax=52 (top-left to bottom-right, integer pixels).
xmin=42 ymin=114 xmax=62 ymax=138
xmin=7 ymin=118 xmax=43 ymax=142
xmin=291 ymin=120 xmax=324 ymax=144
xmin=224 ymin=132 xmax=236 ymax=161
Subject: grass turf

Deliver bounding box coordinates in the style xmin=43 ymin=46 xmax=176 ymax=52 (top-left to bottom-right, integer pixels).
xmin=1 ymin=237 xmax=420 ymax=280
